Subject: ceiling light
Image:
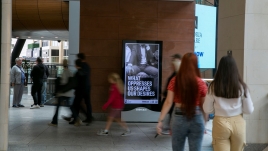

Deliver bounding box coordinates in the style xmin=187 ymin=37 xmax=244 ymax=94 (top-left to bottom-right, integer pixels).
xmin=55 ymin=37 xmax=58 ymax=38
xmin=28 ymin=37 xmax=31 ymax=38
xmin=41 ymin=37 xmax=44 ymax=38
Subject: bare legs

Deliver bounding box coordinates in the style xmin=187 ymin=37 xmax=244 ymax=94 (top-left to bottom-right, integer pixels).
xmin=105 ymin=117 xmax=128 ymax=130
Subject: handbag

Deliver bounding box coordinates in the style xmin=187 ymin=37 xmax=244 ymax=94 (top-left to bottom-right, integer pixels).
xmin=60 ymin=76 xmax=77 ymax=93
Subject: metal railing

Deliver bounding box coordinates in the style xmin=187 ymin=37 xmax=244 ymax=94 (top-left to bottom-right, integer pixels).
xmin=51 ymin=56 xmax=59 ymax=63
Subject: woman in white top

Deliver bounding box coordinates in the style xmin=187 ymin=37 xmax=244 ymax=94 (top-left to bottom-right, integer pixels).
xmin=48 ymin=59 xmax=74 ymax=126
xmin=203 ymin=55 xmax=254 ymax=151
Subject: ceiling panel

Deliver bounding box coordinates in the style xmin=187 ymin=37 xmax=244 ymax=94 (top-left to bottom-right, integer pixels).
xmin=12 ymin=0 xmax=69 ymax=40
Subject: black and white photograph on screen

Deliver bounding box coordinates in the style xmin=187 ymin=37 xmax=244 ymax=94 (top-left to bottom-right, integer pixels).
xmin=124 ymin=43 xmax=160 ymax=105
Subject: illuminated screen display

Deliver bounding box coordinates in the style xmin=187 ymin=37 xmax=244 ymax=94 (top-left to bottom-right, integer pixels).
xmin=123 ymin=40 xmax=162 ymax=105
xmin=195 ymin=4 xmax=217 ymax=68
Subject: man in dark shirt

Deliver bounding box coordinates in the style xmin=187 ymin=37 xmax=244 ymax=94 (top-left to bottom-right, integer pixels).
xmin=30 ymin=57 xmax=45 ymax=109
xmin=68 ymin=59 xmax=87 ymax=126
xmin=76 ymin=53 xmax=93 ymax=123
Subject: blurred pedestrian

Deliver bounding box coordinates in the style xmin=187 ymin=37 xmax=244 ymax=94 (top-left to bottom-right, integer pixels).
xmin=76 ymin=53 xmax=94 ymax=123
xmin=63 ymin=59 xmax=87 ymax=126
xmin=161 ymin=54 xmax=181 ymax=135
xmin=156 ymin=53 xmax=207 ymax=151
xmin=10 ymin=58 xmax=26 ymax=108
xmin=30 ymin=57 xmax=45 ymax=109
xmin=97 ymin=73 xmax=131 ymax=136
xmin=48 ymin=59 xmax=74 ymax=126
xmin=203 ymin=55 xmax=254 ymax=151
xmin=40 ymin=58 xmax=49 ymax=107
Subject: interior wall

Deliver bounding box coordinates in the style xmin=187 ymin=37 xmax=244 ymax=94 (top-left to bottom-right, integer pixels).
xmin=243 ymin=0 xmax=268 ymax=144
xmin=217 ymin=0 xmax=245 ymax=77
xmin=80 ymin=0 xmax=195 ymax=112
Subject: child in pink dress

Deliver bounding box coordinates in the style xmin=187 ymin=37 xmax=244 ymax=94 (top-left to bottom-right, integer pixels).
xmin=97 ymin=73 xmax=131 ymax=136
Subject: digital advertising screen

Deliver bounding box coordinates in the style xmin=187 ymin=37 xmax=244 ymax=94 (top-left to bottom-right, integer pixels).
xmin=122 ymin=40 xmax=162 ymax=110
xmin=195 ymin=4 xmax=217 ymax=68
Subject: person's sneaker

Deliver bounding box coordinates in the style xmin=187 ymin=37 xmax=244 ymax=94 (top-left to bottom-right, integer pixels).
xmin=48 ymin=122 xmax=57 ymax=127
xmin=74 ymin=120 xmax=81 ymax=127
xmin=18 ymin=104 xmax=25 ymax=107
xmin=12 ymin=105 xmax=19 ymax=108
xmin=69 ymin=120 xmax=75 ymax=125
xmin=30 ymin=105 xmax=40 ymax=109
xmin=40 ymin=104 xmax=44 ymax=107
xmin=97 ymin=130 xmax=109 ymax=136
xmin=82 ymin=118 xmax=92 ymax=123
xmin=161 ymin=130 xmax=170 ymax=135
xmin=121 ymin=130 xmax=131 ymax=136
xmin=62 ymin=115 xmax=72 ymax=122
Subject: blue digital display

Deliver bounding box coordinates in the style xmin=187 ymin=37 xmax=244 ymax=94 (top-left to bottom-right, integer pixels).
xmin=195 ymin=4 xmax=217 ymax=68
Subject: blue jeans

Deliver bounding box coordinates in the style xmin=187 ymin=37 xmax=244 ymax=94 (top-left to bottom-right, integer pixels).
xmin=171 ymin=107 xmax=205 ymax=151
xmin=41 ymin=81 xmax=47 ymax=105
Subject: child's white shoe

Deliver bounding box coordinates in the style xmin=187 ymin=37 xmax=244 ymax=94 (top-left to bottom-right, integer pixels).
xmin=97 ymin=129 xmax=109 ymax=136
xmin=121 ymin=130 xmax=131 ymax=136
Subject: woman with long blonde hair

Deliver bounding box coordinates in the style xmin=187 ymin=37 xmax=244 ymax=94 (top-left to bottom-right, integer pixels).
xmin=97 ymin=73 xmax=131 ymax=136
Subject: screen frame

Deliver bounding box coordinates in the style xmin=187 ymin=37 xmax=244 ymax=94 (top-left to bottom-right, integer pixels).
xmin=122 ymin=40 xmax=163 ymax=112
xmin=194 ymin=4 xmax=217 ymax=69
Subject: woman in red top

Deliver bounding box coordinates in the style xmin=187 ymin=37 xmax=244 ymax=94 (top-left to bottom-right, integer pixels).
xmin=157 ymin=53 xmax=207 ymax=151
xmin=97 ymin=73 xmax=131 ymax=136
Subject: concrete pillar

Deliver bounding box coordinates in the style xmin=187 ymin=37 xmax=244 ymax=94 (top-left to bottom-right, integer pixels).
xmin=218 ymin=0 xmax=268 ymax=146
xmin=0 ymin=0 xmax=12 ymax=150
xmin=244 ymin=0 xmax=268 ymax=144
xmin=59 ymin=41 xmax=64 ymax=63
xmin=68 ymin=1 xmax=80 ymax=71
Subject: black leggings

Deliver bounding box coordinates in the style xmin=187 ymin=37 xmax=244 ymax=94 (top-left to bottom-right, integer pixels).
xmin=31 ymin=84 xmax=43 ymax=105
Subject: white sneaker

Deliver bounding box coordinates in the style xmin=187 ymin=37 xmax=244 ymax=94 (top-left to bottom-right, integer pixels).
xmin=121 ymin=130 xmax=131 ymax=136
xmin=161 ymin=130 xmax=170 ymax=135
xmin=97 ymin=130 xmax=109 ymax=136
xmin=30 ymin=105 xmax=40 ymax=109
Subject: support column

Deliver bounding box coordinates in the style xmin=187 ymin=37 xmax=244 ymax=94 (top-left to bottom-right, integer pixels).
xmin=59 ymin=41 xmax=64 ymax=63
xmin=68 ymin=1 xmax=80 ymax=71
xmin=244 ymin=0 xmax=268 ymax=145
xmin=218 ymin=0 xmax=268 ymax=148
xmin=0 ymin=0 xmax=12 ymax=150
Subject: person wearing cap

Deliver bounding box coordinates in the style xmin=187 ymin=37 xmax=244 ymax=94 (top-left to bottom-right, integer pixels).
xmin=161 ymin=54 xmax=181 ymax=135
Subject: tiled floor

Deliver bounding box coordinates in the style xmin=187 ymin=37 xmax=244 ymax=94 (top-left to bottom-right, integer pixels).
xmin=8 ymin=88 xmax=213 ymax=151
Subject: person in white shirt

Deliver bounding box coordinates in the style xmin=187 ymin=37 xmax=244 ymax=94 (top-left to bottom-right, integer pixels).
xmin=203 ymin=55 xmax=254 ymax=151
xmin=48 ymin=59 xmax=74 ymax=126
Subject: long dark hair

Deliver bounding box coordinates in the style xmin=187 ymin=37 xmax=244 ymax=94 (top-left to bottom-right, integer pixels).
xmin=209 ymin=55 xmax=247 ymax=98
xmin=175 ymin=53 xmax=201 ymax=119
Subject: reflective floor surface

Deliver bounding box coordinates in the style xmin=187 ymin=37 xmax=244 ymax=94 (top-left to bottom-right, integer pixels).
xmin=8 ymin=89 xmax=213 ymax=151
